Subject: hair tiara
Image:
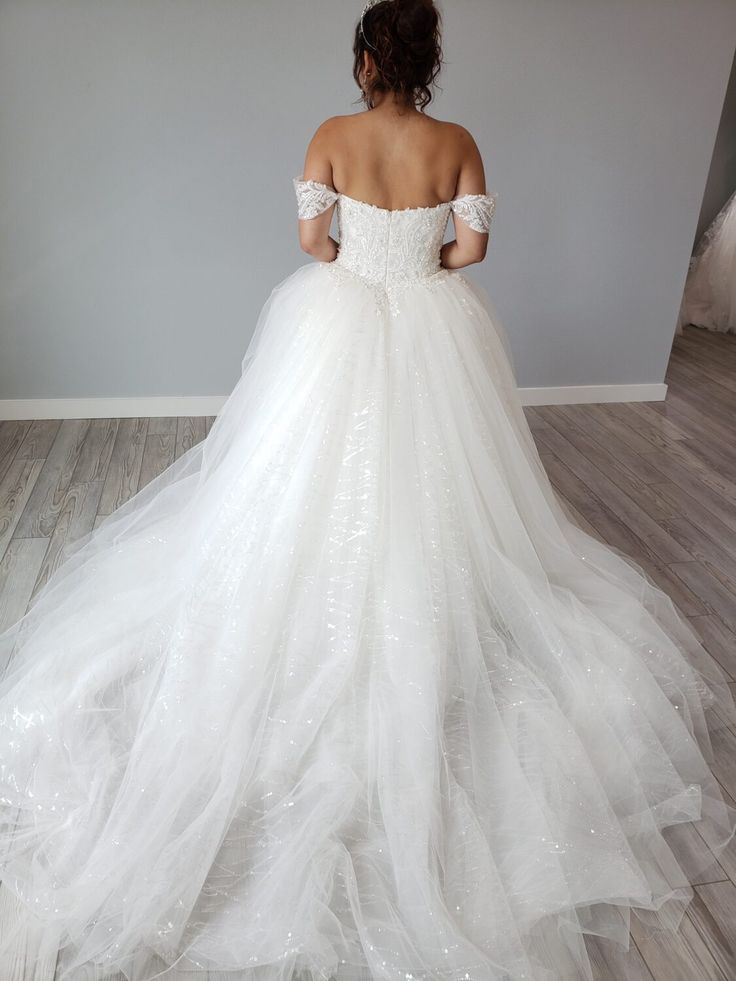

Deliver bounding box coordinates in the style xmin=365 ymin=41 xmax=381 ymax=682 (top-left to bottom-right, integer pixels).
xmin=359 ymin=0 xmax=388 ymax=52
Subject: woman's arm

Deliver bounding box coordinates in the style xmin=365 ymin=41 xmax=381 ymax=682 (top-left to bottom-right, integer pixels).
xmin=441 ymin=126 xmax=489 ymax=270
xmin=297 ymin=120 xmax=340 ymax=262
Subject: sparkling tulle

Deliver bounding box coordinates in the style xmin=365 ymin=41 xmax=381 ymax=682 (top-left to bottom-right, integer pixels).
xmin=679 ymin=187 xmax=736 ymax=334
xmin=1 ymin=200 xmax=735 ymax=981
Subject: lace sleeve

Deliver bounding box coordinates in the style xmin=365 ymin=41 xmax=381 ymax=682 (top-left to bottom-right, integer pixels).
xmin=449 ymin=192 xmax=497 ymax=233
xmin=293 ymin=175 xmax=339 ymax=219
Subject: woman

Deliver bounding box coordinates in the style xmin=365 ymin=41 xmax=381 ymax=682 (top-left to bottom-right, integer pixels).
xmin=1 ymin=1 xmax=735 ymax=979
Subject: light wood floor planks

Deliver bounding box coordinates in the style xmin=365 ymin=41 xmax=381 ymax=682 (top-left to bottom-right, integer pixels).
xmin=0 ymin=324 xmax=735 ymax=979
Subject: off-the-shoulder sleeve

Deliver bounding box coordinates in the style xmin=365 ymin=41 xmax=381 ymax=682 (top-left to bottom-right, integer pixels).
xmin=449 ymin=192 xmax=497 ymax=233
xmin=293 ymin=175 xmax=339 ymax=219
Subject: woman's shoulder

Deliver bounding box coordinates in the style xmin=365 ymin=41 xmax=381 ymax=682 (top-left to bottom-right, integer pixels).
xmin=310 ymin=112 xmax=478 ymax=144
xmin=305 ymin=114 xmax=481 ymax=179
xmin=434 ymin=118 xmax=480 ymax=149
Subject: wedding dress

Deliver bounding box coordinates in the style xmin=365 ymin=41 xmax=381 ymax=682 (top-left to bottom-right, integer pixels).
xmin=679 ymin=187 xmax=736 ymax=333
xmin=0 ymin=174 xmax=735 ymax=981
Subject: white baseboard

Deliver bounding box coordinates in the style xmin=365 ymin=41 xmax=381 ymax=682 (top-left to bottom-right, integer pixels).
xmin=0 ymin=396 xmax=226 ymax=421
xmin=518 ymin=382 xmax=668 ymax=406
xmin=0 ymin=383 xmax=667 ymax=421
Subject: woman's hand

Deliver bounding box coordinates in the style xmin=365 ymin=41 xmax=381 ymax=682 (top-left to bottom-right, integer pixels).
xmin=440 ymin=236 xmax=487 ymax=269
xmin=301 ymin=236 xmax=339 ymax=263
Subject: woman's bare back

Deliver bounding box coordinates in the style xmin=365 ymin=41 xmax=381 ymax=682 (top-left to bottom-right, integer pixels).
xmin=304 ymin=108 xmax=487 ymax=212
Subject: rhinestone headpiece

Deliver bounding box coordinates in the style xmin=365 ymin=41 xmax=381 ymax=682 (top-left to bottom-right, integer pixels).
xmin=359 ymin=0 xmax=387 ymax=51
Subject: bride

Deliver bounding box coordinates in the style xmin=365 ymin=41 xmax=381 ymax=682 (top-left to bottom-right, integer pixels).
xmin=1 ymin=1 xmax=735 ymax=979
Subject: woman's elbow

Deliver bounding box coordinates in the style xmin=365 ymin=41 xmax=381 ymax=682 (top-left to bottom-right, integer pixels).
xmin=454 ymin=234 xmax=488 ymax=266
xmin=467 ymin=238 xmax=488 ymax=264
xmin=299 ymin=232 xmax=324 ymax=256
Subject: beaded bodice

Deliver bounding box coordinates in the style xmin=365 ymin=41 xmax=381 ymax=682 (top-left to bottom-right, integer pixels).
xmin=293 ymin=176 xmax=497 ymax=292
xmin=334 ymin=195 xmax=452 ymax=290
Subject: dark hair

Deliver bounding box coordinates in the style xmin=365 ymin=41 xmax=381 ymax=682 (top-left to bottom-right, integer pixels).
xmin=352 ymin=0 xmax=443 ymax=112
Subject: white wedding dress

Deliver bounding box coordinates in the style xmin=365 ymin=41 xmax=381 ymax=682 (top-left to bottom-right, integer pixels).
xmin=679 ymin=187 xmax=736 ymax=333
xmin=1 ymin=175 xmax=735 ymax=981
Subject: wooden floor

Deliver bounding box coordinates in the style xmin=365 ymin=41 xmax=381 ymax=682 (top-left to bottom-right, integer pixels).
xmin=1 ymin=324 xmax=736 ymax=979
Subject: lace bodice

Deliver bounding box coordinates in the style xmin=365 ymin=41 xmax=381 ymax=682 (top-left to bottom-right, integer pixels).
xmin=293 ymin=176 xmax=497 ymax=293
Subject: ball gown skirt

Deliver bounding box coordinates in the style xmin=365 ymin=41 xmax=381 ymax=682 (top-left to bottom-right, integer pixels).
xmin=679 ymin=187 xmax=736 ymax=334
xmin=0 ymin=180 xmax=735 ymax=981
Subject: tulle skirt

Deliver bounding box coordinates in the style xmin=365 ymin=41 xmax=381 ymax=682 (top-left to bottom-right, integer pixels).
xmin=1 ymin=260 xmax=735 ymax=981
xmin=679 ymin=188 xmax=736 ymax=334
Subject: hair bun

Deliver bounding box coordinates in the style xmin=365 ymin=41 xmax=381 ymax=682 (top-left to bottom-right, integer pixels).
xmin=396 ymin=0 xmax=437 ymax=46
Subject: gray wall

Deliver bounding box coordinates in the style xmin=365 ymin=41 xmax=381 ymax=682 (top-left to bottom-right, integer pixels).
xmin=1 ymin=0 xmax=735 ymax=399
xmin=693 ymin=47 xmax=736 ymax=248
